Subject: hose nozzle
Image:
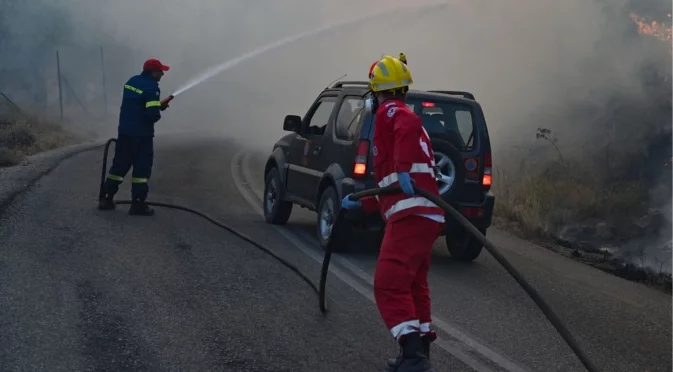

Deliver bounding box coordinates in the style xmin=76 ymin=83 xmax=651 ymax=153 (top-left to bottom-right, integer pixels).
xmin=160 ymin=95 xmax=174 ymax=106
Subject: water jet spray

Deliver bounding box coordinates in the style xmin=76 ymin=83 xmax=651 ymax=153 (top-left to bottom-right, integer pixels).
xmin=168 ymin=1 xmax=448 ymax=99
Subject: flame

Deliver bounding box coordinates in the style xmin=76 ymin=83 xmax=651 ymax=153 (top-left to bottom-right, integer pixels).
xmin=630 ymin=12 xmax=672 ymax=42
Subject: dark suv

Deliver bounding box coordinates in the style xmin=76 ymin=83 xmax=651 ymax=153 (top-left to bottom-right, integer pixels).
xmin=262 ymin=81 xmax=494 ymax=261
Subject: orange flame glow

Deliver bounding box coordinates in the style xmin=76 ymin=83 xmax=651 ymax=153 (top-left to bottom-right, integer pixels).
xmin=630 ymin=12 xmax=672 ymax=42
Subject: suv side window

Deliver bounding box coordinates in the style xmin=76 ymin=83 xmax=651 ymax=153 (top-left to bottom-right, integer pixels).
xmin=455 ymin=110 xmax=474 ymax=147
xmin=335 ymin=96 xmax=365 ymax=141
xmin=306 ymin=97 xmax=337 ymax=136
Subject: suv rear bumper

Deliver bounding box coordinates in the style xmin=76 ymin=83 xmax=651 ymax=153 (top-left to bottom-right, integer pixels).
xmin=444 ymin=192 xmax=495 ymax=235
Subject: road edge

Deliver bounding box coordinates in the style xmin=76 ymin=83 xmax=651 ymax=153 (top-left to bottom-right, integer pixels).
xmin=0 ymin=139 xmax=108 ymax=216
xmin=0 ymin=130 xmax=234 ymax=217
xmin=494 ymin=217 xmax=673 ymax=294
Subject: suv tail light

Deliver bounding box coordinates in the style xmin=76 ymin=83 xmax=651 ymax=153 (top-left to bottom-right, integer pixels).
xmin=353 ymin=139 xmax=370 ymax=177
xmin=482 ymin=152 xmax=492 ymax=192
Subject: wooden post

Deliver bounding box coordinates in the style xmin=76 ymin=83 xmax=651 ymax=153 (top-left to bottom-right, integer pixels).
xmin=100 ymin=46 xmax=108 ymax=116
xmin=56 ymin=50 xmax=63 ymax=120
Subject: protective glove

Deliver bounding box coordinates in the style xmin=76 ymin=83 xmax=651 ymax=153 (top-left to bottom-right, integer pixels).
xmin=341 ymin=193 xmax=361 ymax=210
xmin=397 ymin=172 xmax=415 ymax=196
xmin=160 ymin=95 xmax=173 ymax=111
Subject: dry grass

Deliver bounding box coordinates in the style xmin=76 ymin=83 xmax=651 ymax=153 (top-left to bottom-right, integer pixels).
xmin=492 ymin=126 xmax=654 ymax=241
xmin=494 ymin=159 xmax=648 ymax=238
xmin=492 ymin=151 xmax=673 ymax=293
xmin=495 ymin=161 xmax=672 ymax=293
xmin=0 ymin=116 xmax=82 ymax=167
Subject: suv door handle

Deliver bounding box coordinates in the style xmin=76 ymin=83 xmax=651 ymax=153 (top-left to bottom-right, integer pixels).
xmin=312 ymin=145 xmax=322 ymax=155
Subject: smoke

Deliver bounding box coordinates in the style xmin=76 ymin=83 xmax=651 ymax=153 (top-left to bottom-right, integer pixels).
xmin=0 ymin=0 xmax=667 ymax=140
xmin=1 ymin=0 xmax=664 ymax=147
xmin=1 ymin=0 xmax=671 ymax=263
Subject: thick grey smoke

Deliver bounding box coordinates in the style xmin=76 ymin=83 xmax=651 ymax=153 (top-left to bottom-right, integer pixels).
xmin=1 ymin=0 xmax=670 ymax=268
xmin=2 ymin=0 xmax=665 ymax=149
xmin=0 ymin=0 xmax=665 ymax=142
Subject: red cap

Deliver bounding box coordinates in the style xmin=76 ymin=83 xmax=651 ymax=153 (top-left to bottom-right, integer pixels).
xmin=143 ymin=58 xmax=170 ymax=72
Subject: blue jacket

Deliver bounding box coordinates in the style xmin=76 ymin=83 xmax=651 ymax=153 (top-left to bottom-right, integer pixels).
xmin=118 ymin=72 xmax=162 ymax=137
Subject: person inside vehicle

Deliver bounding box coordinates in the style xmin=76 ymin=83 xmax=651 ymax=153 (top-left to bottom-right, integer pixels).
xmin=308 ymin=124 xmax=326 ymax=135
xmin=341 ymin=54 xmax=445 ymax=372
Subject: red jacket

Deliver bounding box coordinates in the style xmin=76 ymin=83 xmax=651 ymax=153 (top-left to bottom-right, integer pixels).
xmin=360 ymin=99 xmax=445 ymax=223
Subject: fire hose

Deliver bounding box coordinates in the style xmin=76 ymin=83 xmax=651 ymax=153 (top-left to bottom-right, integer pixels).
xmin=320 ymin=188 xmax=600 ymax=372
xmin=98 ymin=138 xmax=319 ymax=292
xmin=98 ymin=138 xmax=600 ymax=372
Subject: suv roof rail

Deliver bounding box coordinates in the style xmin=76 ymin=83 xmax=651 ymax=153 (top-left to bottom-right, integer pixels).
xmin=331 ymin=81 xmax=370 ymax=89
xmin=427 ymin=90 xmax=475 ymax=100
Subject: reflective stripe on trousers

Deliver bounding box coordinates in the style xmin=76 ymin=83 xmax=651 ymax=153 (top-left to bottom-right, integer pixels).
xmin=384 ymin=196 xmax=437 ymax=220
xmin=107 ymin=174 xmax=124 ymax=182
xmin=377 ymin=163 xmax=434 ymax=188
xmin=390 ymin=319 xmax=420 ymax=339
xmin=106 ymin=175 xmax=148 ymax=184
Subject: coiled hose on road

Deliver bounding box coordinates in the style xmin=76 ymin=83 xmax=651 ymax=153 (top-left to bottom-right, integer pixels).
xmin=99 ymin=138 xmax=600 ymax=372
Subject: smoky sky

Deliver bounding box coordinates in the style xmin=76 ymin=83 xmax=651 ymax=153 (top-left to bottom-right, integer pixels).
xmin=0 ymin=0 xmax=670 ymax=154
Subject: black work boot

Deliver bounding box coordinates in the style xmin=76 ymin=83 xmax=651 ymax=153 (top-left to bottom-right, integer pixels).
xmin=98 ymin=194 xmax=116 ymax=211
xmin=388 ymin=331 xmax=436 ymax=367
xmin=422 ymin=330 xmax=437 ymax=360
xmin=386 ymin=332 xmax=435 ymax=372
xmin=128 ymin=200 xmax=155 ymax=216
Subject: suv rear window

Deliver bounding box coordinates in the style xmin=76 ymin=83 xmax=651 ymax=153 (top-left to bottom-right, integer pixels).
xmin=405 ymin=99 xmax=476 ymax=151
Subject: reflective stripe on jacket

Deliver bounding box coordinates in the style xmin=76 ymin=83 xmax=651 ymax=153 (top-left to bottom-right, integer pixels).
xmin=118 ymin=72 xmax=162 ymax=137
xmin=360 ymin=99 xmax=444 ymax=223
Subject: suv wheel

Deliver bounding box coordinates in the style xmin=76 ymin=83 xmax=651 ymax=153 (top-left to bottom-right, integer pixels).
xmin=446 ymin=227 xmax=486 ymax=261
xmin=263 ymin=167 xmax=293 ymax=225
xmin=316 ymin=186 xmax=351 ymax=252
xmin=431 ymin=138 xmax=465 ymax=199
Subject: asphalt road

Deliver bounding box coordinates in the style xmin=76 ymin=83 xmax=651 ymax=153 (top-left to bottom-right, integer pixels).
xmin=0 ymin=134 xmax=670 ymax=372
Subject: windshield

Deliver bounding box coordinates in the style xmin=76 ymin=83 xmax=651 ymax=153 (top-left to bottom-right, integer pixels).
xmin=405 ymin=99 xmax=476 ymax=151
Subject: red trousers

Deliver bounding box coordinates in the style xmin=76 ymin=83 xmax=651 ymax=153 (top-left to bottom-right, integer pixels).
xmin=374 ymin=215 xmax=443 ymax=340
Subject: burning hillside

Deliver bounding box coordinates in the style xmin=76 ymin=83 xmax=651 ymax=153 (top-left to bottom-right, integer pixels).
xmin=630 ymin=12 xmax=672 ymax=42
xmin=494 ymin=2 xmax=672 ymax=287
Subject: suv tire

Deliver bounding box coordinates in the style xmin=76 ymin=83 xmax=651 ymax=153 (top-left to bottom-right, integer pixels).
xmin=430 ymin=137 xmax=465 ymax=200
xmin=446 ymin=227 xmax=486 ymax=261
xmin=263 ymin=167 xmax=293 ymax=225
xmin=316 ymin=186 xmax=352 ymax=252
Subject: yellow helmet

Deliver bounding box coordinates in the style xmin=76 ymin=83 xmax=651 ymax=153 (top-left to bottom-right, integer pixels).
xmin=368 ymin=55 xmax=413 ymax=93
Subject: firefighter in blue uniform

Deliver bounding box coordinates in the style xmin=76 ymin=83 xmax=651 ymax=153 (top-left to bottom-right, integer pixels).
xmin=98 ymin=58 xmax=170 ymax=216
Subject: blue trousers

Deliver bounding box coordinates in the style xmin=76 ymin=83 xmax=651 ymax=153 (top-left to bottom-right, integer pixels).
xmin=104 ymin=134 xmax=154 ymax=202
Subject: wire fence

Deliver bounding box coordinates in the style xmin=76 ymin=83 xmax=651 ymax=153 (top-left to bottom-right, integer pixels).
xmin=0 ymin=45 xmax=126 ymax=127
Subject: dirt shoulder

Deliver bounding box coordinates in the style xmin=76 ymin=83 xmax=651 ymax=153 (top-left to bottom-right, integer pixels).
xmin=494 ymin=213 xmax=672 ymax=295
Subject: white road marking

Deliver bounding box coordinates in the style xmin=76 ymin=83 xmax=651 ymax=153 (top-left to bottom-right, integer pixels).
xmin=232 ymin=150 xmax=533 ymax=372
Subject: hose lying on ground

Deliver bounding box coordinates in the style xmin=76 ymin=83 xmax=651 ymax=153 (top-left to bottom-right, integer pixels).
xmin=98 ymin=138 xmax=319 ymax=293
xmin=99 ymin=138 xmax=599 ymax=372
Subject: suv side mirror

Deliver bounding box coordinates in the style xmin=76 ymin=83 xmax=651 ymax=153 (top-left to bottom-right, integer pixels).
xmin=283 ymin=115 xmax=302 ymax=132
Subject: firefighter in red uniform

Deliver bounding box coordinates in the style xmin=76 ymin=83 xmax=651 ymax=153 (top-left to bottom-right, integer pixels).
xmin=342 ymin=54 xmax=444 ymax=372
